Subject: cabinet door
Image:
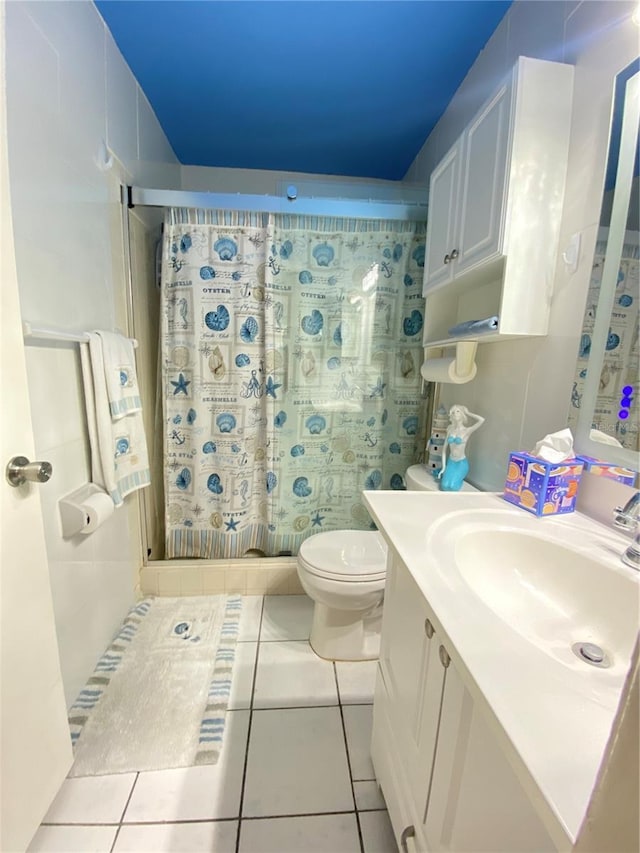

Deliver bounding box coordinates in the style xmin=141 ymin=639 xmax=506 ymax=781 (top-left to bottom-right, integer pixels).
xmin=423 ymin=654 xmax=557 ymax=853
xmin=423 ymin=137 xmax=462 ymax=292
xmin=379 ymin=557 xmax=445 ymax=801
xmin=455 ymin=80 xmax=511 ymax=278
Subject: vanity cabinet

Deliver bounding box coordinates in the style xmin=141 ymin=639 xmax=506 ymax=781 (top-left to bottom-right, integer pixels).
xmin=422 ymin=56 xmax=574 ymax=347
xmin=371 ymin=550 xmax=558 ymax=853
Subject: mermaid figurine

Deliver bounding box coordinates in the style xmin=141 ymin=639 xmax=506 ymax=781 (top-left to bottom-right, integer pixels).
xmin=438 ymin=404 xmax=485 ymax=491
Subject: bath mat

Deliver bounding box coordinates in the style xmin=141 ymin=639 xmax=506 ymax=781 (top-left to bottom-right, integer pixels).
xmin=68 ymin=594 xmax=242 ymax=776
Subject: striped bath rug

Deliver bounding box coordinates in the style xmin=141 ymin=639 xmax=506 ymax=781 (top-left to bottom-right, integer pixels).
xmin=68 ymin=594 xmax=241 ymax=776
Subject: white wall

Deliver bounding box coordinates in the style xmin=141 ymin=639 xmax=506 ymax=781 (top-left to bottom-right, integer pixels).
xmin=404 ymin=0 xmax=639 ymax=490
xmin=5 ymin=0 xmax=180 ymax=707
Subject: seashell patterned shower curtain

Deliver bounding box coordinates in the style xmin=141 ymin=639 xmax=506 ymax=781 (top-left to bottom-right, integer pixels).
xmin=161 ymin=207 xmax=428 ymax=559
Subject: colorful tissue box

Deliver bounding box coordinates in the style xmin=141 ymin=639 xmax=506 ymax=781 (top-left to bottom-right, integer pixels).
xmin=575 ymin=455 xmax=636 ymax=486
xmin=503 ymin=452 xmax=583 ymax=516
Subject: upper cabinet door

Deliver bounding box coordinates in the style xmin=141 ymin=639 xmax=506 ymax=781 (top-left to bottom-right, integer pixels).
xmin=455 ymin=80 xmax=511 ymax=277
xmin=423 ymin=137 xmax=462 ymax=291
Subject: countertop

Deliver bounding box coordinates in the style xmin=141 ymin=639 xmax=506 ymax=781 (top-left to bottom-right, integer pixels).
xmin=363 ymin=490 xmax=638 ymax=846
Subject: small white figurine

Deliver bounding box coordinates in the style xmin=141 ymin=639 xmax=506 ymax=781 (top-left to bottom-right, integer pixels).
xmin=438 ymin=404 xmax=485 ymax=491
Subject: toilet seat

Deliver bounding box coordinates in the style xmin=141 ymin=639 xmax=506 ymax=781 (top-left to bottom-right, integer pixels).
xmin=298 ymin=530 xmax=387 ymax=583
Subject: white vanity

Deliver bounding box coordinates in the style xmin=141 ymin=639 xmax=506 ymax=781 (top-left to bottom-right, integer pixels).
xmin=363 ymin=491 xmax=639 ymax=853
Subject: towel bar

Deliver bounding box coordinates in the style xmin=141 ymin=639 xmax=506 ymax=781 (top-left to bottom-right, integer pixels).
xmin=23 ymin=322 xmax=138 ymax=348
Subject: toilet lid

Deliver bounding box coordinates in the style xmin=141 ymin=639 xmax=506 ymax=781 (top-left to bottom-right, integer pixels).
xmin=299 ymin=530 xmax=387 ymax=581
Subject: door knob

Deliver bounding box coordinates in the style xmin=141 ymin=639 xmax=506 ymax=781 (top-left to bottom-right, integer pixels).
xmin=443 ymin=253 xmax=451 ymax=264
xmin=6 ymin=455 xmax=53 ymax=487
xmin=450 ymin=248 xmax=459 ymax=260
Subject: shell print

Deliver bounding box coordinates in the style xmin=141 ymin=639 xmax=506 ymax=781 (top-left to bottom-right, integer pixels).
xmin=389 ymin=442 xmax=401 ymax=454
xmin=393 ymin=243 xmax=403 ymax=262
xmin=209 ymin=346 xmax=225 ymax=379
xmin=606 ymin=331 xmax=620 ymax=351
xmin=235 ymin=353 xmax=250 ymax=367
xmin=293 ymin=477 xmax=312 ymax=497
xmin=216 ymin=413 xmax=237 ymax=433
xmin=207 ymin=473 xmax=223 ymax=494
xmin=305 ymin=414 xmax=326 ymax=435
xmin=298 ymin=270 xmax=313 ymax=285
xmin=214 ymin=237 xmax=238 ymax=261
xmin=205 ymin=305 xmax=230 ymax=331
xmin=404 ymin=274 xmax=414 ymax=287
xmin=171 ymin=346 xmax=190 ymax=368
xmin=301 ymin=310 xmax=323 ymax=336
xmin=400 ymin=351 xmax=415 ymax=378
xmin=202 ymin=441 xmax=217 ymax=454
xmin=412 ymin=244 xmax=425 ymax=267
xmin=186 ymin=408 xmax=197 ymax=425
xmin=293 ymin=515 xmax=310 ymax=532
xmin=279 ymin=240 xmax=293 ymax=259
xmin=327 ymin=357 xmax=341 ymax=370
xmin=365 ymin=470 xmax=383 ymax=490
xmin=301 ymin=351 xmax=316 ymax=377
xmin=274 ymin=410 xmax=287 ymax=428
xmin=619 ymin=294 xmax=633 ymax=307
xmin=312 ymin=242 xmax=335 ymax=267
xmin=390 ymin=473 xmax=405 ymax=490
xmin=290 ymin=444 xmax=305 ymax=457
xmin=176 ymin=468 xmax=192 ymax=490
xmin=266 ymin=472 xmax=277 ymax=494
xmin=240 ymin=316 xmax=259 ymax=343
xmin=200 ymin=266 xmax=216 ymax=280
xmin=403 ymin=310 xmax=423 ymax=337
xmin=402 ymin=415 xmax=419 ymax=436
xmin=180 ymin=234 xmax=192 ymax=253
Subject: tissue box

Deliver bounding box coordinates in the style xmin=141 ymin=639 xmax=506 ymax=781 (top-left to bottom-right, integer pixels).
xmin=574 ymin=455 xmax=636 ymax=485
xmin=503 ymin=452 xmax=583 ymax=516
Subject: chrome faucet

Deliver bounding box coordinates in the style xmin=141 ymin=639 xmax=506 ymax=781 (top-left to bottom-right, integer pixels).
xmin=612 ymin=492 xmax=640 ymax=570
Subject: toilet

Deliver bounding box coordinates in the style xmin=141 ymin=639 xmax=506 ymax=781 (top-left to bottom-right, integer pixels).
xmin=297 ymin=465 xmax=478 ymax=661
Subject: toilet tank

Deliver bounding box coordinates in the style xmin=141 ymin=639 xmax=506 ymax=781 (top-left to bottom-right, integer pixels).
xmin=405 ymin=464 xmax=479 ymax=492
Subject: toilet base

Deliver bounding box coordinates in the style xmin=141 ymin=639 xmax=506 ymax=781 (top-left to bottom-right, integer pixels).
xmin=309 ymin=601 xmax=382 ymax=661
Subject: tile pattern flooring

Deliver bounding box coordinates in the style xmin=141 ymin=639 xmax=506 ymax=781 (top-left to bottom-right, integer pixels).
xmin=29 ymin=595 xmax=397 ymax=853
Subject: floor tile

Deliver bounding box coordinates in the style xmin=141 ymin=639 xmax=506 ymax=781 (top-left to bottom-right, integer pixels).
xmin=239 ymin=813 xmax=360 ymax=853
xmin=335 ymin=660 xmax=377 ymax=704
xmin=28 ymin=825 xmax=117 ymax=852
xmin=113 ymin=820 xmax=238 ymax=852
xmin=243 ymin=707 xmax=354 ymax=817
xmin=343 ymin=705 xmax=375 ymax=781
xmin=42 ymin=773 xmax=137 ymax=824
xmin=354 ymin=780 xmax=387 ymax=811
xmin=228 ymin=641 xmax=257 ymax=710
xmin=359 ymin=810 xmax=397 ymax=853
xmin=253 ymin=641 xmax=338 ymax=709
xmin=260 ymin=594 xmax=313 ymax=641
xmin=238 ymin=596 xmax=263 ymax=642
xmin=123 ymin=710 xmax=249 ymax=822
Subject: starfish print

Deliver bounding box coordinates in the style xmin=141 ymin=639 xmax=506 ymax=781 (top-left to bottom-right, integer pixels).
xmin=171 ymin=373 xmax=190 ymax=395
xmin=311 ymin=512 xmax=325 ymax=527
xmin=225 ymin=517 xmax=239 ymax=532
xmin=265 ymin=376 xmax=282 ymax=399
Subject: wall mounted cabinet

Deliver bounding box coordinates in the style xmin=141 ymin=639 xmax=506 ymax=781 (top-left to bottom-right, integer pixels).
xmin=371 ymin=551 xmax=558 ymax=852
xmin=422 ymin=57 xmax=574 ymax=348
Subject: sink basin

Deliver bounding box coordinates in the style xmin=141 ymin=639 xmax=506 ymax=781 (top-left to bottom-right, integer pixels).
xmin=454 ymin=525 xmax=638 ymax=668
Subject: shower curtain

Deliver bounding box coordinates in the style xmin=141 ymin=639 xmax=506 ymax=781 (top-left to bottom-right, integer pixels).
xmin=161 ymin=208 xmax=428 ymax=559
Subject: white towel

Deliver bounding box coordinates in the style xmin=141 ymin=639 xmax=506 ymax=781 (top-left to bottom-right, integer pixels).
xmin=94 ymin=330 xmax=142 ymax=419
xmin=80 ymin=333 xmax=150 ymax=507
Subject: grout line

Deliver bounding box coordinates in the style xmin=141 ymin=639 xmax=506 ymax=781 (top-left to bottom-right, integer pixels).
xmin=334 ymin=662 xmax=365 ymax=853
xmin=251 ymin=702 xmax=340 ymax=711
xmin=40 ymin=810 xmax=386 ymax=827
xmin=110 ymin=771 xmax=139 ymax=852
xmin=235 ymin=594 xmax=264 ymax=853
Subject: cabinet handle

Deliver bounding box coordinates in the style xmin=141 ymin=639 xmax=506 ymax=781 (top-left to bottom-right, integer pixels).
xmin=439 ymin=644 xmax=451 ymax=668
xmin=450 ymin=248 xmax=459 ymax=260
xmin=443 ymin=253 xmax=451 ymax=264
xmin=400 ymin=825 xmax=416 ymax=853
xmin=424 ymin=618 xmax=434 ymax=639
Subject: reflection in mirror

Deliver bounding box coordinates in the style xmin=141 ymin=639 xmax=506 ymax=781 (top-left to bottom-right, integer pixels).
xmin=569 ymin=57 xmax=639 ymax=471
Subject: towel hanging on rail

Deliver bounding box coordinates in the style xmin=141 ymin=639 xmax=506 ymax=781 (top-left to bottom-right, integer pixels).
xmin=80 ymin=331 xmax=150 ymax=507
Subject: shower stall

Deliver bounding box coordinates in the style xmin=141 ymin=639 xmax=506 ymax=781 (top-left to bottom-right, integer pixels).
xmin=123 ymin=185 xmax=429 ymax=571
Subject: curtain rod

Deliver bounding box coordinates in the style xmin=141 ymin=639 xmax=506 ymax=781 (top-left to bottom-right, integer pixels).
xmin=23 ymin=322 xmax=138 ymax=348
xmin=124 ymin=185 xmax=427 ymax=222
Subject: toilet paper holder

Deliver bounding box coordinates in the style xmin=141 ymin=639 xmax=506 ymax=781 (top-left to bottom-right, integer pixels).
xmin=59 ymin=483 xmax=114 ymax=538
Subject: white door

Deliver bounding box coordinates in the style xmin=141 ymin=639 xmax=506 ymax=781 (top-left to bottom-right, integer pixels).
xmin=423 ymin=137 xmax=462 ymax=292
xmin=0 ymin=7 xmax=73 ymax=851
xmin=455 ymin=80 xmax=511 ymax=277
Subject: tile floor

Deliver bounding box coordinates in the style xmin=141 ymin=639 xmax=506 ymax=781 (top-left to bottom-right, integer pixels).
xmin=29 ymin=595 xmax=397 ymax=853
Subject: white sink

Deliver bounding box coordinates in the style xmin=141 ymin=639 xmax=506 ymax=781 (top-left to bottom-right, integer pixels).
xmin=454 ymin=526 xmax=637 ymax=667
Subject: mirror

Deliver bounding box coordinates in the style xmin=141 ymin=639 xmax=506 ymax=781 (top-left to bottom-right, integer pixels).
xmin=569 ymin=57 xmax=640 ymax=473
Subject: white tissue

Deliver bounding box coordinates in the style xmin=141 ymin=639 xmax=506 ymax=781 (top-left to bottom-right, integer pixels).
xmin=532 ymin=428 xmax=575 ymax=463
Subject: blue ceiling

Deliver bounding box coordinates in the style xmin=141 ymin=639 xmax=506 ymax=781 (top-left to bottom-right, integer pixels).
xmin=96 ymin=1 xmax=512 ymax=180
